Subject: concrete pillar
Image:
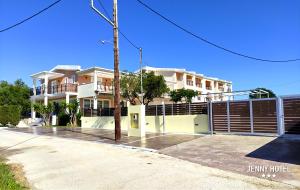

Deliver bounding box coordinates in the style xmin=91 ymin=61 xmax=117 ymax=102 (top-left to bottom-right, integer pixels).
xmin=93 ymin=96 xmax=97 ymax=110
xmin=192 ymin=75 xmax=196 ymax=88
xmin=183 ymin=73 xmax=187 ymax=88
xmin=127 ymin=104 xmax=146 ymax=137
xmin=66 ymin=93 xmax=70 ymax=104
xmin=33 ymin=79 xmax=37 ymax=96
xmin=31 ymin=99 xmax=36 ymax=119
xmin=93 ymin=70 xmax=97 ymax=91
xmin=44 ymin=75 xmax=48 ymax=106
xmin=215 ymin=81 xmax=219 ymax=92
xmin=201 ymin=79 xmax=206 ymax=92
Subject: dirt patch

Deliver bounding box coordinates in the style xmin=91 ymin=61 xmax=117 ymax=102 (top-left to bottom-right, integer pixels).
xmin=9 ymin=163 xmax=30 ymax=189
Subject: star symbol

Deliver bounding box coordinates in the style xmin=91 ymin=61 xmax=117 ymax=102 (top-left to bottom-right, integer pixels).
xmin=262 ymin=174 xmax=265 ymax=178
xmin=267 ymin=174 xmax=271 ymax=178
xmin=272 ymin=174 xmax=276 ymax=178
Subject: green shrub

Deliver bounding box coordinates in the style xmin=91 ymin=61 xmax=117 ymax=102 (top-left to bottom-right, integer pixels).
xmin=0 ymin=105 xmax=21 ymax=126
xmin=58 ymin=113 xmax=69 ymax=126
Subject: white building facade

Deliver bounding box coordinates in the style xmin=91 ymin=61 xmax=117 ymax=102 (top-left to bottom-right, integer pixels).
xmin=142 ymin=66 xmax=233 ymax=102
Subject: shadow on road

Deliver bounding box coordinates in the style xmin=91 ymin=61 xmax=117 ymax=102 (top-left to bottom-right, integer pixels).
xmin=246 ymin=136 xmax=300 ymax=165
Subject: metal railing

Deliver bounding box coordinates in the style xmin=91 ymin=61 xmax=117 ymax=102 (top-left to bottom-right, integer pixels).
xmin=186 ymin=80 xmax=194 ymax=86
xmin=97 ymin=81 xmax=113 ymax=93
xmin=82 ymin=107 xmax=128 ymax=117
xmin=30 ymin=83 xmax=77 ymax=95
xmin=146 ymin=102 xmax=208 ymax=116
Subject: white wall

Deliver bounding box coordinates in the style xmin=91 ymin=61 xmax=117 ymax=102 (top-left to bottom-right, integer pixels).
xmin=78 ymin=83 xmax=95 ymax=98
xmin=81 ymin=114 xmax=209 ymax=134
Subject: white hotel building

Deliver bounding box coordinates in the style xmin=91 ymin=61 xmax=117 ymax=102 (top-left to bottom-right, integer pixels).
xmin=142 ymin=66 xmax=233 ymax=102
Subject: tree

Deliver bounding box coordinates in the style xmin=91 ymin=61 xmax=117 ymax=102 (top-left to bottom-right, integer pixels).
xmin=249 ymin=88 xmax=276 ymax=99
xmin=0 ymin=79 xmax=31 ymax=117
xmin=62 ymin=100 xmax=80 ymax=127
xmin=142 ymin=72 xmax=169 ymax=105
xmin=120 ymin=71 xmax=169 ymax=105
xmin=120 ymin=73 xmax=140 ymax=105
xmin=33 ymin=103 xmax=53 ymax=126
xmin=169 ymin=88 xmax=198 ymax=103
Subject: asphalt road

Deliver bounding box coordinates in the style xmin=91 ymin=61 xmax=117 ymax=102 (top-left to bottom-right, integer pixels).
xmin=0 ymin=128 xmax=297 ymax=190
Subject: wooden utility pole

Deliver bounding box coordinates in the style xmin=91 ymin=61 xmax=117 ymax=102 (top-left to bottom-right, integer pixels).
xmin=90 ymin=0 xmax=121 ymax=141
xmin=113 ymin=0 xmax=121 ymax=141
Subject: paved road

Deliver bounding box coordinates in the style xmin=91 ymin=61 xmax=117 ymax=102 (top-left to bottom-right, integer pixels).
xmin=160 ymin=134 xmax=300 ymax=188
xmin=0 ymin=128 xmax=297 ymax=190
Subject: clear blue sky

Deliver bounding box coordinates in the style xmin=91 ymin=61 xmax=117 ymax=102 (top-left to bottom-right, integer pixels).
xmin=0 ymin=0 xmax=299 ymax=96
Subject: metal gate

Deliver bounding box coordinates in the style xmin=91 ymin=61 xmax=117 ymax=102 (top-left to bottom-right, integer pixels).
xmin=283 ymin=97 xmax=300 ymax=134
xmin=209 ymin=96 xmax=300 ymax=135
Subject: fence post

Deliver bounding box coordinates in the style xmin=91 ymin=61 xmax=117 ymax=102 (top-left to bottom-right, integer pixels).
xmin=171 ymin=103 xmax=173 ymax=116
xmin=209 ymin=101 xmax=213 ymax=135
xmin=155 ymin=105 xmax=158 ymax=116
xmin=276 ymin=97 xmax=285 ymax=136
xmin=227 ymin=100 xmax=231 ymax=133
xmin=162 ymin=101 xmax=166 ymax=133
xmin=189 ymin=103 xmax=191 ymax=115
xmin=249 ymin=99 xmax=254 ymax=133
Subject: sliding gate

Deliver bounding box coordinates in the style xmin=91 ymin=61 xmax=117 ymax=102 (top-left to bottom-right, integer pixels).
xmin=210 ymin=96 xmax=300 ymax=135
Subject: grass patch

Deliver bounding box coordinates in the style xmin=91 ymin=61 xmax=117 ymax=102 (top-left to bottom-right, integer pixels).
xmin=0 ymin=159 xmax=28 ymax=190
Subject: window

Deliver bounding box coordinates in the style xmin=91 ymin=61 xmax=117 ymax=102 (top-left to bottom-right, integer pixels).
xmin=103 ymin=100 xmax=109 ymax=108
xmin=84 ymin=99 xmax=91 ymax=109
xmin=68 ymin=74 xmax=76 ymax=84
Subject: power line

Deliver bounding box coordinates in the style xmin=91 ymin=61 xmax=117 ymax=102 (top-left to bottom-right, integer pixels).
xmin=97 ymin=0 xmax=140 ymax=50
xmin=0 ymin=0 xmax=62 ymax=33
xmin=136 ymin=0 xmax=300 ymax=63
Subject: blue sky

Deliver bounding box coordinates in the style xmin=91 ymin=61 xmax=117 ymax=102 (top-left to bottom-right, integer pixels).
xmin=0 ymin=0 xmax=299 ymax=96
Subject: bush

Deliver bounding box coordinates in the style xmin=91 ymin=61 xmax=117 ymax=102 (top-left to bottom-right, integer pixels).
xmin=0 ymin=105 xmax=21 ymax=126
xmin=58 ymin=113 xmax=70 ymax=126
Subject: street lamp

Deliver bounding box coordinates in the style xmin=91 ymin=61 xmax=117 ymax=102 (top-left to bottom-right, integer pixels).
xmin=100 ymin=40 xmax=144 ymax=104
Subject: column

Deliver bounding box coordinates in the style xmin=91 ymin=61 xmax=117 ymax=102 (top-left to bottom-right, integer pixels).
xmin=33 ymin=79 xmax=37 ymax=96
xmin=201 ymin=79 xmax=206 ymax=92
xmin=93 ymin=70 xmax=97 ymax=91
xmin=192 ymin=75 xmax=196 ymax=88
xmin=44 ymin=75 xmax=48 ymax=106
xmin=31 ymin=79 xmax=37 ymax=119
xmin=66 ymin=93 xmax=70 ymax=104
xmin=93 ymin=96 xmax=97 ymax=110
xmin=183 ymin=73 xmax=187 ymax=88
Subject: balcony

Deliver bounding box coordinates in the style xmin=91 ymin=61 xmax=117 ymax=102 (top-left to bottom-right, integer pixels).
xmin=186 ymin=80 xmax=194 ymax=86
xmin=218 ymin=86 xmax=224 ymax=91
xmin=97 ymin=82 xmax=113 ymax=94
xmin=206 ymin=86 xmax=212 ymax=90
xmin=196 ymin=83 xmax=202 ymax=88
xmin=30 ymin=83 xmax=77 ymax=96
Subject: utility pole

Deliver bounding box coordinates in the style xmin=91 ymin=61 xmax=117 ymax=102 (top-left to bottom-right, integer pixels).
xmin=90 ymin=0 xmax=121 ymax=141
xmin=113 ymin=0 xmax=121 ymax=141
xmin=139 ymin=47 xmax=143 ymax=104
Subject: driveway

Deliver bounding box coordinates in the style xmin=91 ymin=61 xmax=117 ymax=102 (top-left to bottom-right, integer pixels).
xmin=6 ymin=127 xmax=201 ymax=150
xmin=160 ymin=134 xmax=300 ymax=188
xmin=0 ymin=128 xmax=297 ymax=190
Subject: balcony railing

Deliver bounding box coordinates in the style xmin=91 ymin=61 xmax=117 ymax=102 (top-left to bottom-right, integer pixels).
xmin=97 ymin=82 xmax=113 ymax=93
xmin=30 ymin=83 xmax=78 ymax=96
xmin=82 ymin=107 xmax=128 ymax=117
xmin=206 ymin=86 xmax=212 ymax=90
xmin=218 ymin=86 xmax=224 ymax=91
xmin=196 ymin=83 xmax=202 ymax=88
xmin=186 ymin=80 xmax=194 ymax=86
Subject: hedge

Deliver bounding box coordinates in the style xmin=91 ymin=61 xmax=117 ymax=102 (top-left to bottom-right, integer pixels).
xmin=0 ymin=105 xmax=21 ymax=126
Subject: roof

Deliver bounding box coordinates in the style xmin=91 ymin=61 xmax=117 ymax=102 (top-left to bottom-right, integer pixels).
xmin=30 ymin=71 xmax=64 ymax=80
xmin=77 ymin=67 xmax=114 ymax=76
xmin=50 ymin=65 xmax=81 ymax=72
